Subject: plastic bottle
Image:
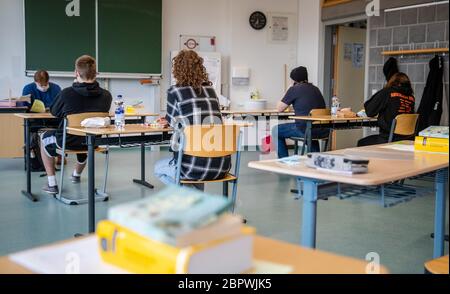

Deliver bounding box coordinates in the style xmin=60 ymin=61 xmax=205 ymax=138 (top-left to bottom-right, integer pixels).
xmin=331 ymin=96 xmax=340 ymax=117
xmin=114 ymin=95 xmax=125 ymax=129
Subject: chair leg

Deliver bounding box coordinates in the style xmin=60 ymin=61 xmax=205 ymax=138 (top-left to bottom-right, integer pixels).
xmin=57 ymin=153 xmax=65 ymax=199
xmin=223 ymin=181 xmax=229 ymax=198
xmin=101 ymin=149 xmax=109 ymax=195
xmin=294 ymin=140 xmax=299 ymax=155
xmin=324 ymin=139 xmax=329 ymax=153
xmin=231 ymin=180 xmax=238 ymax=213
xmin=300 ymin=141 xmax=307 ymax=156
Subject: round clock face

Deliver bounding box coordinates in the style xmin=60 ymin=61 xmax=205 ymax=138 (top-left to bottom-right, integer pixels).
xmin=249 ymin=11 xmax=267 ymax=30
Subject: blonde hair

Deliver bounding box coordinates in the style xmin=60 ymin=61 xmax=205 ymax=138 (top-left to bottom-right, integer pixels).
xmin=75 ymin=55 xmax=97 ymax=81
xmin=172 ymin=50 xmax=211 ymax=93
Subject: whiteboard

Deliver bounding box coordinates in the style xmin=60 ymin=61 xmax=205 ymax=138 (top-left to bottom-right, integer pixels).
xmin=170 ymin=51 xmax=222 ymax=95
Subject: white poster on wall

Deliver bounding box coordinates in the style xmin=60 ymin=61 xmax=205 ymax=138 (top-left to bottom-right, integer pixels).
xmin=267 ymin=13 xmax=295 ymax=44
xmin=352 ymin=43 xmax=365 ymax=68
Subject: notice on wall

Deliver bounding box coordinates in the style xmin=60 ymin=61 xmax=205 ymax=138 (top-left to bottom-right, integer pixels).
xmin=344 ymin=43 xmax=353 ymax=60
xmin=352 ymin=43 xmax=365 ymax=68
xmin=270 ymin=16 xmax=289 ymax=42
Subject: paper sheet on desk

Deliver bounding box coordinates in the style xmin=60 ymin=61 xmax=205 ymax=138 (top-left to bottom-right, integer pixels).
xmin=10 ymin=237 xmax=126 ymax=274
xmin=10 ymin=236 xmax=293 ymax=274
xmin=379 ymin=144 xmax=415 ymax=152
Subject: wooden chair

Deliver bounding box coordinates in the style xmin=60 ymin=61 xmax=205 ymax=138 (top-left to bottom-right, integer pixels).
xmin=57 ymin=112 xmax=110 ymax=205
xmin=175 ymin=125 xmax=243 ymax=213
xmin=424 ymin=255 xmax=449 ymax=274
xmin=388 ymin=114 xmax=420 ymax=143
xmin=291 ymin=108 xmax=332 ymax=155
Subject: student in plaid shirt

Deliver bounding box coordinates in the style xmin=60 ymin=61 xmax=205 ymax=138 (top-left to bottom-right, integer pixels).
xmin=154 ymin=50 xmax=231 ymax=189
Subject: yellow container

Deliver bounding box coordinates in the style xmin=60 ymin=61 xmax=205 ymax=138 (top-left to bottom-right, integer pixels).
xmin=415 ymin=136 xmax=449 ymax=153
xmin=97 ymin=221 xmax=255 ymax=274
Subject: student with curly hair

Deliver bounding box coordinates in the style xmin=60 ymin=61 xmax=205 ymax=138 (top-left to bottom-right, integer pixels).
xmin=154 ymin=50 xmax=230 ymax=189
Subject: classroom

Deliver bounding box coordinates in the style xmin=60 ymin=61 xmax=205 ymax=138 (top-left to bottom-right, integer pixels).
xmin=0 ymin=0 xmax=448 ymax=281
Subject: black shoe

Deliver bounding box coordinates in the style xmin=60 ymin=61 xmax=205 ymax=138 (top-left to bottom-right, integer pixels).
xmin=43 ymin=185 xmax=59 ymax=195
xmin=71 ymin=175 xmax=81 ymax=184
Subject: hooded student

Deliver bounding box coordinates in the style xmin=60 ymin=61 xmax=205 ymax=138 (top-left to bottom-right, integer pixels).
xmin=358 ymin=72 xmax=416 ymax=147
xmin=22 ymin=70 xmax=61 ymax=108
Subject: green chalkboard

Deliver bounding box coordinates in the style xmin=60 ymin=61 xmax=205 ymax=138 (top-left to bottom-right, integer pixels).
xmin=25 ymin=0 xmax=96 ymax=72
xmin=25 ymin=0 xmax=162 ymax=76
xmin=98 ymin=0 xmax=162 ymax=75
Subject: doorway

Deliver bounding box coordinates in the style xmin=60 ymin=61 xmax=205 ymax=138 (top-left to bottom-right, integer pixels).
xmin=324 ymin=20 xmax=368 ymax=149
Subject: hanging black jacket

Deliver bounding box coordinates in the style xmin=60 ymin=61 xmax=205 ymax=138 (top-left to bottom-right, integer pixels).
xmin=417 ymin=55 xmax=444 ymax=132
xmin=365 ymin=85 xmax=415 ymax=136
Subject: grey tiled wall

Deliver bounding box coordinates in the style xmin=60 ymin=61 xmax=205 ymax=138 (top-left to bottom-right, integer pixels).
xmin=368 ymin=3 xmax=449 ymax=114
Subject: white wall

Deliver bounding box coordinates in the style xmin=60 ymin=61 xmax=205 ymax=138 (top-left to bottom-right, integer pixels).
xmin=1 ymin=0 xmax=322 ymax=113
xmin=161 ymin=0 xmax=298 ymax=110
xmin=297 ymin=0 xmax=324 ymax=89
xmin=228 ymin=0 xmax=298 ymax=108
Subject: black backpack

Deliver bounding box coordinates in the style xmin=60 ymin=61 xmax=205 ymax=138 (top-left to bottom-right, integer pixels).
xmin=29 ymin=132 xmax=46 ymax=172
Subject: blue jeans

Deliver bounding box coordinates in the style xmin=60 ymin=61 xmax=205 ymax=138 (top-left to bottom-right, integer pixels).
xmin=154 ymin=157 xmax=204 ymax=191
xmin=154 ymin=157 xmax=177 ymax=185
xmin=272 ymin=123 xmax=323 ymax=158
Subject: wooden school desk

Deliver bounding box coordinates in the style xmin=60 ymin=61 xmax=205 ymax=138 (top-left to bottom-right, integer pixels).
xmin=66 ymin=124 xmax=172 ymax=234
xmin=15 ymin=113 xmax=159 ymax=202
xmin=248 ymin=142 xmax=449 ymax=259
xmin=0 ymin=107 xmax=28 ymax=158
xmin=67 ymin=123 xmax=252 ymax=234
xmin=222 ymin=109 xmax=294 ymax=118
xmin=0 ymin=235 xmax=388 ymax=274
xmin=289 ymin=115 xmax=379 ymax=153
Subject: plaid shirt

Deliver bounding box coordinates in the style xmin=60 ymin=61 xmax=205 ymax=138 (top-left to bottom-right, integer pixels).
xmin=166 ymin=85 xmax=231 ymax=181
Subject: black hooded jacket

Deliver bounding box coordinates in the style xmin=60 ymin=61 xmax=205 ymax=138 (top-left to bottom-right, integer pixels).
xmin=50 ymin=82 xmax=113 ymax=148
xmin=364 ymin=85 xmax=415 ymax=136
xmin=417 ymin=55 xmax=444 ymax=132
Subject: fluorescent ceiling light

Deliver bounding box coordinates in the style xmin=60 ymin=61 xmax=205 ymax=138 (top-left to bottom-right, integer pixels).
xmin=385 ymin=0 xmax=449 ymax=12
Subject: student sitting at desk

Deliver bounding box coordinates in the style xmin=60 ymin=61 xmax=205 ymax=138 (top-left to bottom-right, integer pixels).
xmin=272 ymin=66 xmax=328 ymax=158
xmin=40 ymin=55 xmax=112 ymax=194
xmin=154 ymin=50 xmax=231 ymax=190
xmin=358 ymin=72 xmax=415 ymax=147
xmin=22 ymin=70 xmax=61 ymax=108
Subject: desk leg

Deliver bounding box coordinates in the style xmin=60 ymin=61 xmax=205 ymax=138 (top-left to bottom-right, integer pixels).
xmin=306 ymin=121 xmax=313 ymax=154
xmin=301 ymin=178 xmax=318 ymax=249
xmin=87 ymin=135 xmax=96 ymax=233
xmin=21 ymin=119 xmax=38 ymax=202
xmin=133 ymin=117 xmax=154 ymax=189
xmin=433 ymin=168 xmax=448 ymax=258
xmin=132 ymin=134 xmax=154 ymax=189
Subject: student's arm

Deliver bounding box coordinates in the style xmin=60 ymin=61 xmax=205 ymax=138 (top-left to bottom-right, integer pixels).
xmin=277 ymin=101 xmax=289 ymax=112
xmin=165 ymin=90 xmax=179 ymax=126
xmin=364 ymin=89 xmax=389 ymax=117
xmin=22 ymin=84 xmax=32 ymax=96
xmin=277 ymin=86 xmax=297 ymax=112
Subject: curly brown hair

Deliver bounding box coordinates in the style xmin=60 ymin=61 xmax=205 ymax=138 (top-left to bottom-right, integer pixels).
xmin=172 ymin=50 xmax=211 ymax=93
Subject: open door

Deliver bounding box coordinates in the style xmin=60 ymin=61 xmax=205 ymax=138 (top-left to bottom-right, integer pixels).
xmin=332 ymin=25 xmax=367 ymax=149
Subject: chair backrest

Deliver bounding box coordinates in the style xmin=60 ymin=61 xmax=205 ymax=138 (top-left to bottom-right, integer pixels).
xmin=182 ymin=125 xmax=241 ymax=158
xmin=310 ymin=108 xmax=331 ymax=116
xmin=66 ymin=112 xmax=110 ymax=136
xmin=393 ymin=114 xmax=420 ymax=136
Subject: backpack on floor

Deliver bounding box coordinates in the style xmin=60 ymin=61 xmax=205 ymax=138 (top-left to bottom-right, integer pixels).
xmin=29 ymin=132 xmax=46 ymax=172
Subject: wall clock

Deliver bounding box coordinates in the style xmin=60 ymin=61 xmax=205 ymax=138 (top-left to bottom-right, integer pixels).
xmin=249 ymin=11 xmax=267 ymax=30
